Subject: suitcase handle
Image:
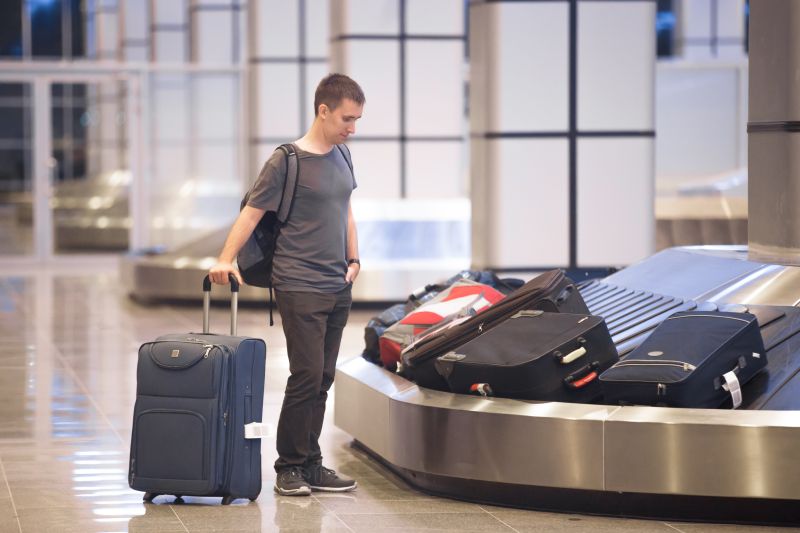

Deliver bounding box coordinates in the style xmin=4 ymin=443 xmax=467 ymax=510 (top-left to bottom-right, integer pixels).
xmin=469 ymin=383 xmax=493 ymax=397
xmin=556 ymin=284 xmax=575 ymax=304
xmin=555 ymin=337 xmax=587 ymax=364
xmin=202 ymin=274 xmax=239 ymax=335
xmin=564 ymin=361 xmax=600 ymax=389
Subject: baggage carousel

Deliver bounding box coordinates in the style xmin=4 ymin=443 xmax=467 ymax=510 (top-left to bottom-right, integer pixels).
xmin=121 ymin=199 xmax=473 ymax=304
xmin=334 ymin=246 xmax=800 ymax=525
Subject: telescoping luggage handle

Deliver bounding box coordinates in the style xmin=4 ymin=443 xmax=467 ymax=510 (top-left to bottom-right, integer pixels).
xmin=202 ymin=274 xmax=239 ymax=336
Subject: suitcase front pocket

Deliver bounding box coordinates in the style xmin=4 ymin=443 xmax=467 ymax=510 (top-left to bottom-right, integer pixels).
xmin=132 ymin=409 xmax=209 ymax=483
xmin=607 ymin=359 xmax=697 ymax=383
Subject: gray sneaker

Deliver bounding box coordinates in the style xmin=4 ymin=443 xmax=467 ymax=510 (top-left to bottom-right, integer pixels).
xmin=304 ymin=464 xmax=357 ymax=492
xmin=274 ymin=467 xmax=312 ymax=496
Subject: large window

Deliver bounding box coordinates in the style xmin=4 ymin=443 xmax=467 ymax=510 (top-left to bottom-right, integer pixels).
xmin=0 ymin=0 xmax=87 ymax=59
xmin=656 ymin=0 xmax=675 ymax=58
xmin=0 ymin=1 xmax=23 ymax=58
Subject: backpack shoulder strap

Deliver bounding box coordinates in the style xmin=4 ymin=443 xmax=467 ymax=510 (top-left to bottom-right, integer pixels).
xmin=276 ymin=143 xmax=299 ymax=223
xmin=336 ymin=143 xmax=354 ymax=175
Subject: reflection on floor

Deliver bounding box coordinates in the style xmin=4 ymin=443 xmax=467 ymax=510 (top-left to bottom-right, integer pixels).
xmin=0 ymin=264 xmax=784 ymax=532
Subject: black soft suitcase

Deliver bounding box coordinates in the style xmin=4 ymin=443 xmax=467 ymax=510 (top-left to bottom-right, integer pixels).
xmin=400 ymin=270 xmax=584 ymax=390
xmin=599 ymin=311 xmax=767 ymax=408
xmin=435 ymin=311 xmax=618 ymax=402
xmin=129 ymin=275 xmax=266 ymax=504
xmin=532 ymin=275 xmax=590 ymax=315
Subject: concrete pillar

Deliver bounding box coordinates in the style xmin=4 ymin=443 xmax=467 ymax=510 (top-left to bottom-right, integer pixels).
xmin=470 ymin=0 xmax=655 ymax=271
xmin=747 ymin=1 xmax=800 ymax=265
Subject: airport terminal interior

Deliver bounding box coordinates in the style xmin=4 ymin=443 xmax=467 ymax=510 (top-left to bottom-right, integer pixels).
xmin=3 ymin=0 xmax=800 ymax=531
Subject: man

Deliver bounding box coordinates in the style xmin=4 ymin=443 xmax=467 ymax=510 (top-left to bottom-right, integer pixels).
xmin=209 ymin=74 xmax=364 ymax=496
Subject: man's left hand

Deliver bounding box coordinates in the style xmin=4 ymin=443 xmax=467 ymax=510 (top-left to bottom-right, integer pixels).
xmin=346 ymin=263 xmax=360 ymax=284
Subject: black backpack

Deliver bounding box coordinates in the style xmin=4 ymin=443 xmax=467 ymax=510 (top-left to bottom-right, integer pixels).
xmin=236 ymin=144 xmax=298 ymax=290
xmin=236 ymin=143 xmax=353 ymax=323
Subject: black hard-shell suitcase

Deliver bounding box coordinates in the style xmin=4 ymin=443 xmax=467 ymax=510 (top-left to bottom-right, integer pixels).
xmin=599 ymin=311 xmax=767 ymax=408
xmin=435 ymin=311 xmax=618 ymax=402
xmin=129 ymin=275 xmax=266 ymax=504
xmin=400 ymin=269 xmax=585 ymax=390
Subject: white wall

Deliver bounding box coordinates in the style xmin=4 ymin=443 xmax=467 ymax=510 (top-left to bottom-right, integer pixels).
xmin=470 ymin=0 xmax=656 ymax=270
xmin=655 ymin=61 xmax=748 ymax=191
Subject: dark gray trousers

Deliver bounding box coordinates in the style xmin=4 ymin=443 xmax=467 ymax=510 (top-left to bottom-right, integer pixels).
xmin=273 ymin=285 xmax=352 ymax=472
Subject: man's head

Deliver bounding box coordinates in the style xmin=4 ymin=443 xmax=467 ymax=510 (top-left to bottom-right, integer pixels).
xmin=314 ymin=73 xmax=365 ymax=117
xmin=314 ymin=74 xmax=365 ymax=144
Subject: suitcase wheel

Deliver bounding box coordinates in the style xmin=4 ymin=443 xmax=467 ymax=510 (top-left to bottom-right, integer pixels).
xmin=222 ymin=496 xmax=235 ymax=506
xmin=143 ymin=492 xmax=158 ymax=503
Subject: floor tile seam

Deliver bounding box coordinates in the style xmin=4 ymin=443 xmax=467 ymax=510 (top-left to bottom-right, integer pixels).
xmin=46 ymin=340 xmax=128 ymax=449
xmin=333 ymin=510 xmax=509 ymax=516
xmin=0 ymin=456 xmax=22 ymax=533
xmin=663 ymin=523 xmax=687 ymax=533
xmin=167 ymin=504 xmax=192 ymax=533
xmin=476 ymin=505 xmax=522 ymax=533
xmin=311 ymin=494 xmax=356 ymax=533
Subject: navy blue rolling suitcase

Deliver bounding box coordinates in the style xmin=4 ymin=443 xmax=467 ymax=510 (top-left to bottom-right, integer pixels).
xmin=599 ymin=311 xmax=767 ymax=408
xmin=129 ymin=275 xmax=266 ymax=504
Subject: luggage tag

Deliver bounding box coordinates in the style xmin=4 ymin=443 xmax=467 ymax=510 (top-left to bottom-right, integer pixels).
xmin=244 ymin=422 xmax=275 ymax=439
xmin=721 ymin=371 xmax=742 ymax=409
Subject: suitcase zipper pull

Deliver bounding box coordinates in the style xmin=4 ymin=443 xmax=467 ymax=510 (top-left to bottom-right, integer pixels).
xmin=657 ymin=383 xmax=667 ymax=396
xmin=223 ymin=411 xmax=228 ymax=426
xmin=203 ymin=345 xmax=213 ymax=358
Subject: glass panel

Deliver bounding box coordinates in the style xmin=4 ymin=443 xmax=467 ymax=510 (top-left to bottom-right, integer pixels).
xmin=51 ymin=81 xmax=130 ymax=254
xmin=70 ymin=0 xmax=85 ymax=57
xmin=0 ymin=83 xmax=33 ymax=256
xmin=147 ymin=72 xmax=242 ymax=249
xmin=30 ymin=0 xmax=64 ymax=58
xmin=0 ymin=0 xmax=23 ymax=58
xmin=656 ymin=0 xmax=675 ymax=58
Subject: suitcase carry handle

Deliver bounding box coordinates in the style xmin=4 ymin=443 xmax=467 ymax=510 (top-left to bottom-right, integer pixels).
xmin=202 ymin=274 xmax=239 ymax=335
xmin=555 ymin=337 xmax=587 ymax=364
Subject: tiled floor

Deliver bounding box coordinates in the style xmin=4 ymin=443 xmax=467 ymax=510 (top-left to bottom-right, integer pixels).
xmin=0 ymin=264 xmax=796 ymax=532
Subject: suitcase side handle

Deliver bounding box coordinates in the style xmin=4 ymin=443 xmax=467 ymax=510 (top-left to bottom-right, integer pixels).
xmin=564 ymin=361 xmax=600 ymax=389
xmin=202 ymin=274 xmax=239 ymax=335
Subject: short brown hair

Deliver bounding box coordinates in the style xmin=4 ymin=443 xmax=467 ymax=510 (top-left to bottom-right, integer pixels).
xmin=314 ymin=74 xmax=365 ymax=116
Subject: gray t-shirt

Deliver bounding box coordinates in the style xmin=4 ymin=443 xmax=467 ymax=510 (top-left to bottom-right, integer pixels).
xmin=246 ymin=144 xmax=356 ymax=293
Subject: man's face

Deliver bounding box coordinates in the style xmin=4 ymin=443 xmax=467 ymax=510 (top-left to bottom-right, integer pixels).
xmin=321 ymin=98 xmax=363 ymax=144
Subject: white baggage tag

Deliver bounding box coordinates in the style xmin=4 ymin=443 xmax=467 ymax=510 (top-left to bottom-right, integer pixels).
xmin=721 ymin=371 xmax=742 ymax=409
xmin=244 ymin=422 xmax=274 ymax=439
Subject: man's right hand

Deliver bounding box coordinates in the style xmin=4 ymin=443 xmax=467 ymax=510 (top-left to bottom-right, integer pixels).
xmin=209 ymin=262 xmax=243 ymax=286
